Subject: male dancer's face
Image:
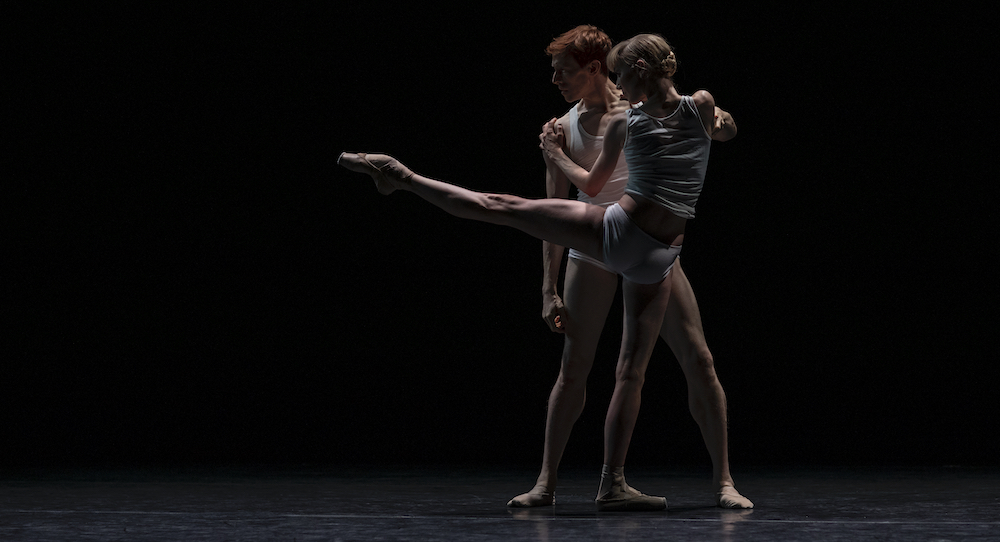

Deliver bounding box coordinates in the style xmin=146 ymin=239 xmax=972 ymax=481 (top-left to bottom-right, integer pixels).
xmin=550 ymin=53 xmax=594 ymax=103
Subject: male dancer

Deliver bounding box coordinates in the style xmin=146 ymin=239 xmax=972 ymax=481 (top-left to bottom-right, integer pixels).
xmin=507 ymin=25 xmax=752 ymax=509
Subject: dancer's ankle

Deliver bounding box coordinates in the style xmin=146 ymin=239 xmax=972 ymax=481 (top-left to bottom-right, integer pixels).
xmin=597 ymin=464 xmax=624 ymax=497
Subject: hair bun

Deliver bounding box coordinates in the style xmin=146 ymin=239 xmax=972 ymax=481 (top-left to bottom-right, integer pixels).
xmin=660 ymin=52 xmax=677 ymax=77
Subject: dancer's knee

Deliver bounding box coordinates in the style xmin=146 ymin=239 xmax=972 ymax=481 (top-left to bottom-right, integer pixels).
xmin=482 ymin=193 xmax=524 ymax=211
xmin=444 ymin=191 xmax=492 ymax=220
xmin=554 ymin=373 xmax=587 ymax=399
xmin=694 ymin=347 xmax=716 ymax=373
xmin=681 ymin=347 xmax=717 ymax=381
xmin=556 ymin=354 xmax=592 ymax=390
xmin=683 ymin=348 xmax=728 ymax=406
xmin=471 ymin=193 xmax=525 ymax=224
xmin=614 ymin=364 xmax=647 ymax=389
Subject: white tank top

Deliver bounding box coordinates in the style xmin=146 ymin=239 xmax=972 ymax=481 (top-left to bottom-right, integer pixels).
xmin=566 ymin=102 xmax=629 ymax=207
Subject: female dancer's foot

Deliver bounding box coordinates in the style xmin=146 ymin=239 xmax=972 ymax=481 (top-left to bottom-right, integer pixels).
xmin=338 ymin=152 xmax=413 ymax=195
xmin=507 ymin=484 xmax=555 ymax=508
xmin=716 ymin=484 xmax=754 ymax=509
xmin=595 ymin=465 xmax=666 ymax=511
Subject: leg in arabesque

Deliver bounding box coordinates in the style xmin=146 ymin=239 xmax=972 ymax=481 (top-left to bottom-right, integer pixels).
xmin=339 ymin=152 xmax=606 ymax=258
xmin=661 ymin=260 xmax=753 ymax=509
xmin=507 ymin=259 xmax=618 ymax=507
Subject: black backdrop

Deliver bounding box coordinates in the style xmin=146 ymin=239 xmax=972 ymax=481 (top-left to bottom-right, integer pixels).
xmin=5 ymin=3 xmax=998 ymax=469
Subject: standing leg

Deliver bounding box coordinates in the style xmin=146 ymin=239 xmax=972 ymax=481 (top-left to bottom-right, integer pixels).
xmin=596 ymin=276 xmax=673 ymax=511
xmin=661 ymin=260 xmax=753 ymax=508
xmin=508 ymin=259 xmax=618 ymax=507
xmin=339 ymin=153 xmax=606 ymax=257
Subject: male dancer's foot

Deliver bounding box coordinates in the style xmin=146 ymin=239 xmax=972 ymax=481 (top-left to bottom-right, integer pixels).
xmin=338 ymin=152 xmax=413 ymax=194
xmin=594 ymin=465 xmax=666 ymax=511
xmin=716 ymin=484 xmax=754 ymax=509
xmin=507 ymin=483 xmax=554 ymax=508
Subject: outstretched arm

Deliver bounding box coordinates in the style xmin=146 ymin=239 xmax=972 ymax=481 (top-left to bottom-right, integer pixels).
xmin=539 ymin=112 xmax=627 ymax=198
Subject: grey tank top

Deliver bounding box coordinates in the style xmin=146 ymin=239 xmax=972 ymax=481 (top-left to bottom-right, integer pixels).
xmin=623 ymin=96 xmax=711 ymax=219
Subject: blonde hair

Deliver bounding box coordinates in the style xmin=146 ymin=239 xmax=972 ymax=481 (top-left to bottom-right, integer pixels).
xmin=607 ymin=34 xmax=677 ymax=79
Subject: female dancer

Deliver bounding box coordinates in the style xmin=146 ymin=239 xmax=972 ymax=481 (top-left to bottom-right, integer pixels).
xmin=340 ymin=34 xmax=716 ymax=511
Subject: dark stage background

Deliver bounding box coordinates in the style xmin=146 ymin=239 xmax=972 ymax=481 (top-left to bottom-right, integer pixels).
xmin=5 ymin=3 xmax=997 ymax=470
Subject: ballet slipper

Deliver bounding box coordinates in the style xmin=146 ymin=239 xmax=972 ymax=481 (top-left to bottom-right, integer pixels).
xmin=338 ymin=152 xmax=413 ymax=195
xmin=716 ymin=485 xmax=754 ymax=509
xmin=595 ymin=465 xmax=667 ymax=511
xmin=506 ymin=484 xmax=555 ymax=508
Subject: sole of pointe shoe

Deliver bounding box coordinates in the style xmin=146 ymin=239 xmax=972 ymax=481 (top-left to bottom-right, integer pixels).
xmin=595 ymin=496 xmax=667 ymax=512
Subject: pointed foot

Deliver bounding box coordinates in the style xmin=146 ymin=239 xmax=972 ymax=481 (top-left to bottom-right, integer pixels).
xmin=338 ymin=152 xmax=413 ymax=195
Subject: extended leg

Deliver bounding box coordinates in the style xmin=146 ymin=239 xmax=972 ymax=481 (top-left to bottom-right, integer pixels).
xmin=596 ymin=276 xmax=673 ymax=511
xmin=661 ymin=260 xmax=753 ymax=509
xmin=508 ymin=260 xmax=618 ymax=507
xmin=340 ymin=152 xmax=606 ymax=258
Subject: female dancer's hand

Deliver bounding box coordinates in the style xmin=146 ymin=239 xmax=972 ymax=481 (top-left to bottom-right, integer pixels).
xmin=542 ymin=292 xmax=568 ymax=333
xmin=710 ymin=106 xmax=737 ymax=141
xmin=538 ymin=118 xmax=565 ymax=156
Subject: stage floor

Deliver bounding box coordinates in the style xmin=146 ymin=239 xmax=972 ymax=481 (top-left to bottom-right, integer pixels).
xmin=2 ymin=465 xmax=997 ymax=541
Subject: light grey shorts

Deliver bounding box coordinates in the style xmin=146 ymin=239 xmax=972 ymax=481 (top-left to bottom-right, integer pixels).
xmin=601 ymin=203 xmax=681 ymax=284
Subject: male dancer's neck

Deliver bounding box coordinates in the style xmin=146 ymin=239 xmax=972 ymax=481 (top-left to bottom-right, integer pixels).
xmin=578 ymin=77 xmax=621 ymax=114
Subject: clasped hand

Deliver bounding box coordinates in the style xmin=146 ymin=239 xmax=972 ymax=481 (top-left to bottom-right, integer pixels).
xmin=538 ymin=118 xmax=565 ymax=155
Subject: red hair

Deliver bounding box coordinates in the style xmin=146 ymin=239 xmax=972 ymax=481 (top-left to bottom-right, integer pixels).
xmin=545 ymin=25 xmax=612 ymax=75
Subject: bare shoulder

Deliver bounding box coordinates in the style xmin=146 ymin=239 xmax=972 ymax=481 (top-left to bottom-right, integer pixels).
xmin=691 ymin=90 xmax=717 ymax=130
xmin=692 ymin=89 xmax=716 ymax=107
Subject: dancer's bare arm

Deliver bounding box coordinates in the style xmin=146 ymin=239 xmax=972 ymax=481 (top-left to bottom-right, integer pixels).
xmin=540 ymin=112 xmax=626 ymax=198
xmin=541 ymin=116 xmax=572 ymax=333
xmin=692 ymin=90 xmax=718 ymax=136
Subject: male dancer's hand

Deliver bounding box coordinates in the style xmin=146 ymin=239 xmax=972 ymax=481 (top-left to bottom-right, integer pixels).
xmin=542 ymin=292 xmax=568 ymax=333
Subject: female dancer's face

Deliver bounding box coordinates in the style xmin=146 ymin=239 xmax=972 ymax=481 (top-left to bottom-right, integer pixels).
xmin=615 ymin=67 xmax=645 ymax=105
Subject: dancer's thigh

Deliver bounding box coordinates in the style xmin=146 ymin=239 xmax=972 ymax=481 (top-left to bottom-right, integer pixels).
xmin=618 ymin=276 xmax=673 ymax=379
xmin=494 ymin=196 xmax=605 ymax=260
xmin=561 ymin=258 xmax=619 ymax=372
xmin=661 ymin=260 xmax=709 ymax=365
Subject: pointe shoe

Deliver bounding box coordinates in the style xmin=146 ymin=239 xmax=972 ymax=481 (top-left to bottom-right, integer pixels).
xmin=716 ymin=486 xmax=754 ymax=509
xmin=595 ymin=466 xmax=667 ymax=511
xmin=338 ymin=152 xmax=413 ymax=195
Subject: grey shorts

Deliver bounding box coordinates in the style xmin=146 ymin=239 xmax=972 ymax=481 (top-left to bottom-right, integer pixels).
xmin=601 ymin=203 xmax=682 ymax=284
